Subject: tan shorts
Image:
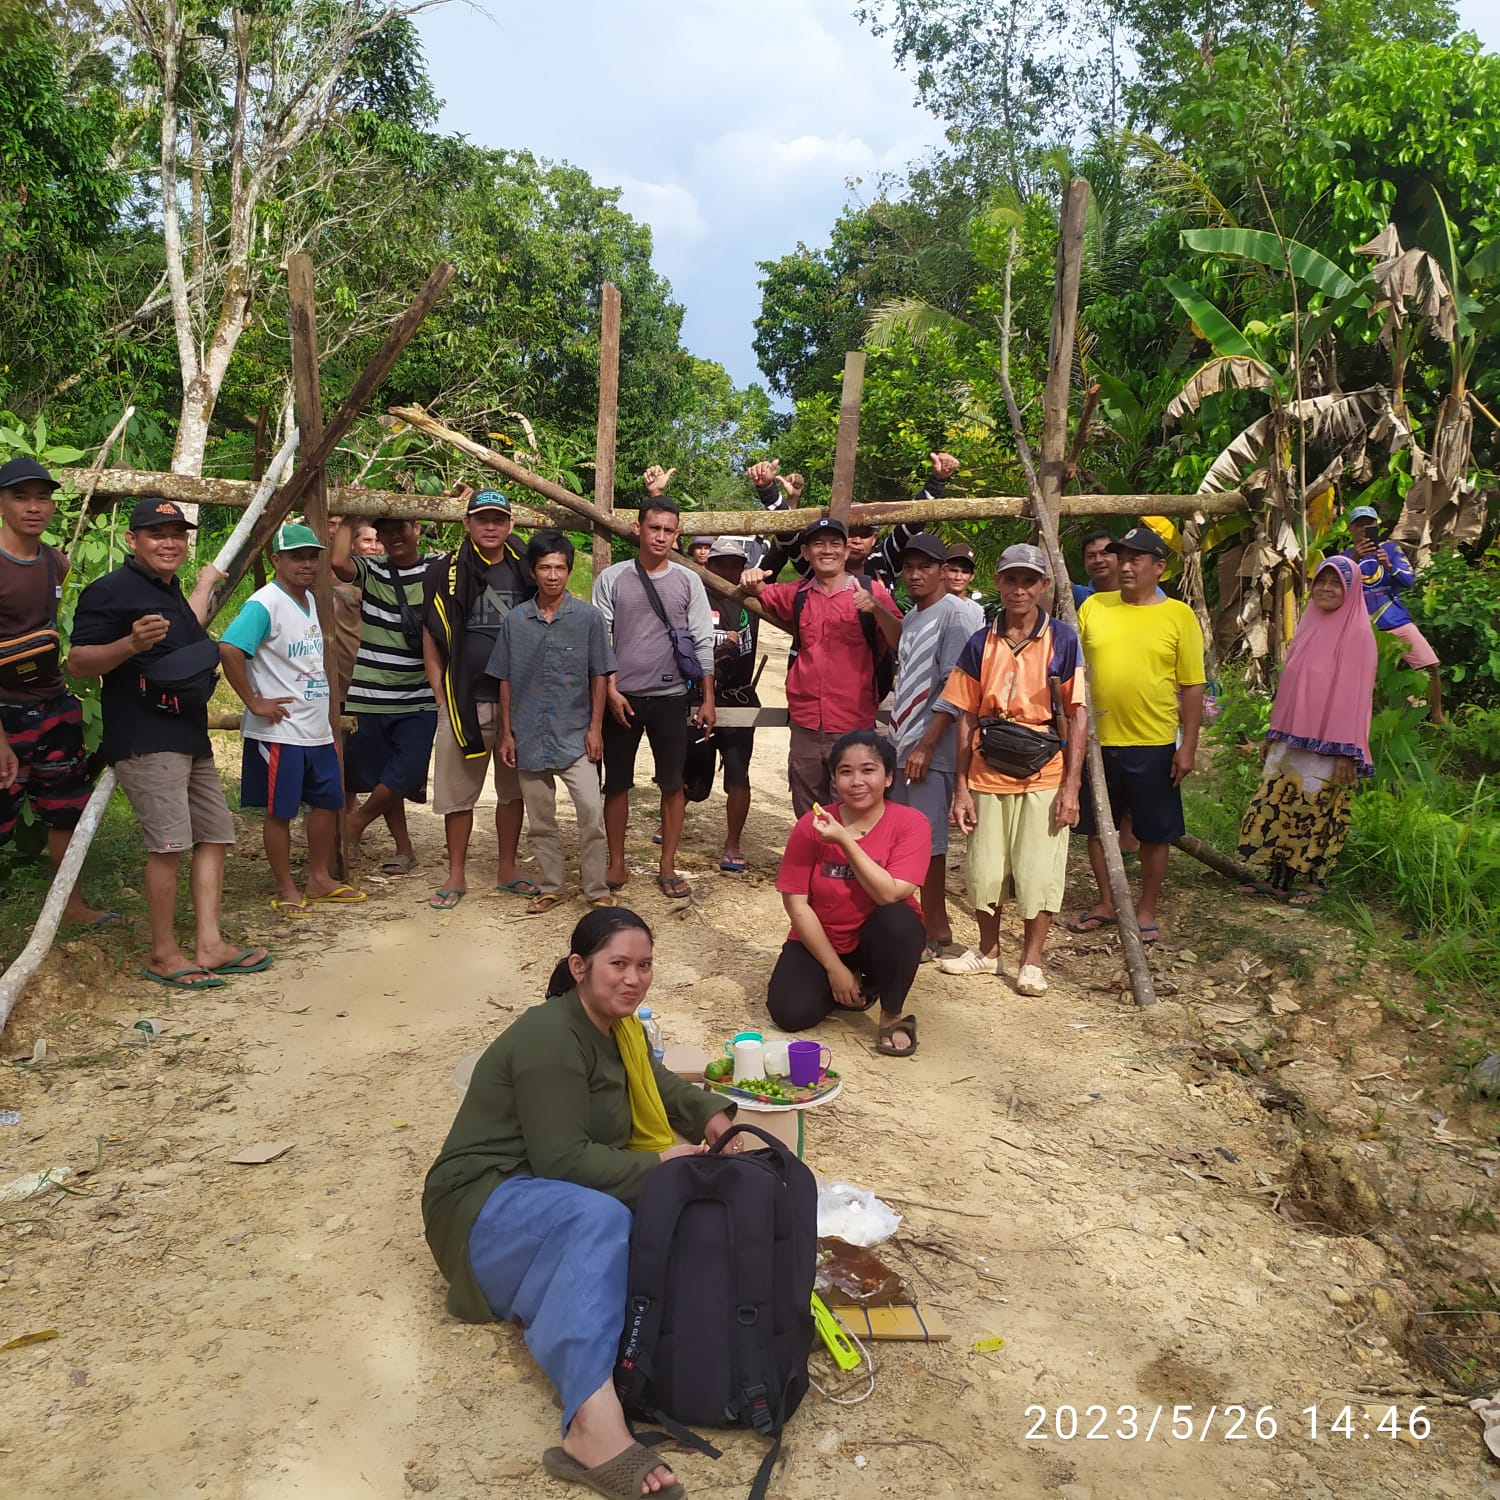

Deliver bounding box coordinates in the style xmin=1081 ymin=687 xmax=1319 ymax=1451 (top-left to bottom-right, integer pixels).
xmin=115 ymin=752 xmax=236 ymax=855
xmin=432 ymin=701 xmax=521 ymax=814
xmin=967 ymin=786 xmax=1069 ymax=920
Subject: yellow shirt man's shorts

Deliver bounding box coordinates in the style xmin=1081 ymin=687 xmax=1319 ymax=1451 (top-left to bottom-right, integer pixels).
xmin=1075 ymin=593 xmax=1206 ymax=844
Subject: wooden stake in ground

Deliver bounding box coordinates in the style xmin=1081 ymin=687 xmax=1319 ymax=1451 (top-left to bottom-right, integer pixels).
xmin=286 ymin=252 xmax=349 ymax=880
xmin=997 ymin=205 xmax=1157 ymax=1008
xmin=388 ymin=406 xmax=793 ymax=636
xmin=206 ymin=260 xmax=456 ymax=616
xmin=593 ymin=282 xmax=621 ymax=580
xmin=1039 ymin=183 xmax=1090 ymax=536
xmin=828 ymin=352 xmax=866 ymax=526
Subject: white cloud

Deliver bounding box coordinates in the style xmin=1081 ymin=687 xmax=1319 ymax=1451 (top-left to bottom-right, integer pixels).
xmin=611 ymin=177 xmax=709 ymax=252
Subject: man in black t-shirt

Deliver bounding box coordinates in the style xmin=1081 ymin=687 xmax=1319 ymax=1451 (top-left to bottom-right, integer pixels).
xmin=422 ymin=488 xmax=537 ymax=908
xmin=69 ymin=499 xmax=271 ymax=988
xmin=0 ymin=457 xmax=105 ymax=927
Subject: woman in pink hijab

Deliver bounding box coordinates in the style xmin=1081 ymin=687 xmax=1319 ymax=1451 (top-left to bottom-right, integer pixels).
xmin=1237 ymin=556 xmax=1377 ymax=905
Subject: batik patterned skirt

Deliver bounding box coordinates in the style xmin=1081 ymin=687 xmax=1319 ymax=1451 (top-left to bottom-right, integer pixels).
xmin=1237 ymin=742 xmax=1353 ymax=889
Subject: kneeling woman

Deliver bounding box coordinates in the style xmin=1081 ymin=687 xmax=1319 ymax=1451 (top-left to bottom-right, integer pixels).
xmin=423 ymin=908 xmax=734 ymax=1499
xmin=767 ymin=729 xmax=930 ymax=1056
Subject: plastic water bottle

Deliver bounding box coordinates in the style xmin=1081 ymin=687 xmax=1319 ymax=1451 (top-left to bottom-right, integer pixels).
xmin=636 ymin=1005 xmax=664 ymax=1063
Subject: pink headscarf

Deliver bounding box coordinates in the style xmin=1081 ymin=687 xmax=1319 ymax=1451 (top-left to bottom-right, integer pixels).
xmin=1267 ymin=555 xmax=1377 ymax=775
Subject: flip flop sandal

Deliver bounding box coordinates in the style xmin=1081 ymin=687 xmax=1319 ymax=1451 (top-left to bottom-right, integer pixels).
xmin=1066 ymin=910 xmax=1117 ymax=934
xmin=1138 ymin=924 xmax=1160 ymax=947
xmin=606 ymin=877 xmax=627 ymax=891
xmin=1236 ymin=880 xmax=1279 ymax=898
xmin=1285 ymin=890 xmax=1321 ymax=908
xmin=208 ymin=947 xmax=274 ymax=975
xmin=495 ymin=877 xmax=541 ymax=897
xmin=139 ymin=966 xmax=226 ymax=991
xmin=650 ymin=831 xmax=664 ymax=845
xmin=271 ymin=898 xmax=313 ymax=918
xmin=655 ymin=873 xmax=691 ymax=900
xmin=719 ymin=854 xmax=747 ymax=873
xmin=525 ymin=892 xmax=567 ymax=915
xmin=71 ymin=911 xmax=134 ymax=932
xmin=308 ymin=885 xmax=367 ymax=904
xmin=876 ymin=1014 xmax=919 ymax=1058
xmin=379 ymin=854 xmax=417 ymax=876
xmin=540 ymin=1443 xmax=684 ymax=1500
xmin=589 ymin=896 xmax=616 ymax=908
xmin=430 ymin=888 xmax=466 ymax=910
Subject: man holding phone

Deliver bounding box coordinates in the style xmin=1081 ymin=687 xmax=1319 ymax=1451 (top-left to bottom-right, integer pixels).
xmin=1343 ymin=505 xmax=1444 ymax=724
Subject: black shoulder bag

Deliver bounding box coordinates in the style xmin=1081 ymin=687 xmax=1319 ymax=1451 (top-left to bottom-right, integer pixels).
xmin=0 ymin=549 xmax=62 ymax=691
xmin=633 ymin=561 xmax=703 ymax=689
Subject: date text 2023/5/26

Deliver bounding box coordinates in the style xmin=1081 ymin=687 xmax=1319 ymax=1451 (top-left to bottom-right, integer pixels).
xmin=1023 ymin=1404 xmax=1432 ymax=1443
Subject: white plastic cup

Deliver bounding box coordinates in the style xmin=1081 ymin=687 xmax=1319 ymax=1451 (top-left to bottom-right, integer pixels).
xmin=732 ymin=1037 xmax=766 ymax=1083
xmin=763 ymin=1041 xmax=790 ymax=1078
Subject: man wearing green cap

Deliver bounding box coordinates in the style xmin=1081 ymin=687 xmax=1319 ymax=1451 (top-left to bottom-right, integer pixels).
xmin=221 ymin=523 xmax=365 ymax=914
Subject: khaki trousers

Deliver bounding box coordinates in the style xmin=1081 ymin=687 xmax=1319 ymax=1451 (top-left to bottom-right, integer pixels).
xmin=519 ymin=755 xmax=609 ymax=900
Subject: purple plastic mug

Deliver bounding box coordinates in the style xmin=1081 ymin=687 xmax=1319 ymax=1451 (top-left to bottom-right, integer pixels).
xmin=787 ymin=1040 xmax=831 ymax=1086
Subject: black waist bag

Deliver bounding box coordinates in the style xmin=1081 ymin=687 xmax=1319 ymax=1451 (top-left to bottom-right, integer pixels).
xmin=976 ymin=715 xmax=1063 ymax=778
xmin=616 ymin=1123 xmax=817 ymax=1500
xmin=139 ymin=637 xmax=221 ymax=716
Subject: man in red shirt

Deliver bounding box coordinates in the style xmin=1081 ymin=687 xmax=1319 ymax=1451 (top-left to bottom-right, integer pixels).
xmin=742 ymin=517 xmax=902 ymax=816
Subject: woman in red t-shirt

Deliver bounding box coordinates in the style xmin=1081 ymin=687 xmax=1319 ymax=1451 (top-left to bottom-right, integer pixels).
xmin=769 ymin=730 xmax=929 ymax=1055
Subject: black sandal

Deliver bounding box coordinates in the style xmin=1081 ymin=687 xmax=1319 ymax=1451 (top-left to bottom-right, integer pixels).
xmin=876 ymin=1014 xmax=918 ymax=1057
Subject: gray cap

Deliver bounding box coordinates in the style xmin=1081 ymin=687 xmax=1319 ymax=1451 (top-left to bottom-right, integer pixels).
xmin=707 ymin=537 xmax=747 ymax=562
xmin=996 ymin=542 xmax=1049 ymax=577
xmin=1348 ymin=505 xmax=1380 ymax=524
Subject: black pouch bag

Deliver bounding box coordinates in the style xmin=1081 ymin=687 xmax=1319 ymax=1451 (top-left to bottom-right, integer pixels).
xmin=975 ymin=715 xmax=1063 ymax=778
xmin=634 ymin=561 xmax=703 ymax=689
xmin=139 ymin=637 xmax=221 ymax=716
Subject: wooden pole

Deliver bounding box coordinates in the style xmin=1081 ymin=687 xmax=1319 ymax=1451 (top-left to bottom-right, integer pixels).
xmin=593 ymin=282 xmax=621 ymax=581
xmin=1040 ymin=181 xmax=1090 ymax=533
xmin=250 ymin=405 xmax=269 ymax=588
xmin=998 ymin=220 xmax=1157 ymax=1007
xmin=207 ymin=260 xmax=456 ymax=615
xmin=66 ymin=405 xmax=135 ymax=557
xmin=1173 ymin=833 xmax=1272 ymax=892
xmin=388 ymin=406 xmax=794 ymax=636
xmin=286 ymin=251 xmax=348 ymax=881
xmin=828 ymin=352 xmax=867 ymax=525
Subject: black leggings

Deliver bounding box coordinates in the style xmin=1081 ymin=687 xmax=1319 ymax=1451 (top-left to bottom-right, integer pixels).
xmin=766 ymin=902 xmax=926 ymax=1031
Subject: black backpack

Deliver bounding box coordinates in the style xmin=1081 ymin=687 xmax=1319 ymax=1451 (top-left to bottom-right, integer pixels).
xmin=615 ymin=1124 xmax=818 ymax=1500
xmin=790 ymin=573 xmax=896 ymax=704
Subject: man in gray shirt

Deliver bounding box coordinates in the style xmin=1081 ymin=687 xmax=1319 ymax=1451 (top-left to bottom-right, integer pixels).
xmin=592 ymin=476 xmax=716 ymax=899
xmin=492 ymin=532 xmax=616 ymax=912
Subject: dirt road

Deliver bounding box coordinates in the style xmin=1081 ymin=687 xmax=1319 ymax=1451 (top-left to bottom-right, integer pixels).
xmin=1 ymin=686 xmax=1495 ymax=1497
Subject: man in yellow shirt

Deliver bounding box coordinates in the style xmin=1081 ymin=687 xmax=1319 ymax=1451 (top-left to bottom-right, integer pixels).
xmin=1070 ymin=528 xmax=1205 ymax=945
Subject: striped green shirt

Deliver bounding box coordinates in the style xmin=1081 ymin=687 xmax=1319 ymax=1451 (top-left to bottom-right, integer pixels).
xmin=347 ymin=553 xmax=442 ymax=714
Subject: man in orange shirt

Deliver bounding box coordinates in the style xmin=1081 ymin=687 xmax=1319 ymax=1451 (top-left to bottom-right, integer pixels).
xmin=938 ymin=545 xmax=1087 ymax=997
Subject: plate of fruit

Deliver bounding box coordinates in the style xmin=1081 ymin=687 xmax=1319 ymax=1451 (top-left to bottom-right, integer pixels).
xmin=703 ymin=1056 xmax=841 ymax=1106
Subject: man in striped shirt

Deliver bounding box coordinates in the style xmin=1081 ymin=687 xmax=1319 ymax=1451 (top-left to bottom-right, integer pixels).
xmin=332 ymin=517 xmax=443 ymax=868
xmin=887 ymin=534 xmax=978 ymax=960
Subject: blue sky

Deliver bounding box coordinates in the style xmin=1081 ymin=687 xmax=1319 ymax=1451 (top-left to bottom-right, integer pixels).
xmin=417 ymin=0 xmax=1500 ymax=393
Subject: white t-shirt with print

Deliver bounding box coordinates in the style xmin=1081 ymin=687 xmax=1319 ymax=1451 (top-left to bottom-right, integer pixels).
xmin=221 ymin=582 xmax=332 ymax=745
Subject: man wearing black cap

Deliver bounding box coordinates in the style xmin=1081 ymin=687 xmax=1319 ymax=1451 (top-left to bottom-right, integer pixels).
xmin=68 ymin=498 xmax=271 ymax=988
xmin=749 ymin=452 xmax=961 ymax=588
xmin=1070 ymin=527 xmax=1206 ymax=946
xmin=743 ymin=516 xmax=902 ymax=816
xmin=420 ymin=488 xmax=536 ymax=909
xmin=0 ymin=458 xmax=109 ymax=927
xmin=941 ymin=542 xmax=986 ymax=633
xmin=887 ymin=532 xmax=977 ymax=958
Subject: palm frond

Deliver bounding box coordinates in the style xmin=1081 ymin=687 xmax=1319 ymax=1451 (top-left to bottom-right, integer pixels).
xmin=864 ymin=295 xmax=972 ymax=350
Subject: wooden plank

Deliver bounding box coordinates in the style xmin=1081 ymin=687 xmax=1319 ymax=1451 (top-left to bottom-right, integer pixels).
xmin=286 ymin=251 xmax=348 ymax=880
xmin=207 ymin=260 xmax=456 ymax=615
xmin=593 ymin=282 xmax=621 ymax=580
xmin=827 ymin=351 xmax=866 ymax=524
xmin=1039 ymin=180 xmax=1090 ymax=530
xmin=827 ymin=1304 xmax=950 ymax=1342
xmin=388 ymin=405 xmax=794 ymax=636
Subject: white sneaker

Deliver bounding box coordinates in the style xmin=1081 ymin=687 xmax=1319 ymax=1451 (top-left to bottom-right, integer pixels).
xmin=937 ymin=948 xmax=1000 ymax=976
xmin=1016 ymin=964 xmax=1048 ymax=996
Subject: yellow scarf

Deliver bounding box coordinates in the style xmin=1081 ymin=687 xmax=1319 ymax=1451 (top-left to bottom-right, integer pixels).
xmin=613 ymin=1015 xmax=674 ymax=1153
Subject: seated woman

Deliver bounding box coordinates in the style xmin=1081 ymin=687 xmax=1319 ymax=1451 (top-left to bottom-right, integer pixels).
xmin=422 ymin=907 xmax=734 ymax=1500
xmin=767 ymin=729 xmax=929 ymax=1056
xmin=1237 ymin=556 xmax=1376 ymax=905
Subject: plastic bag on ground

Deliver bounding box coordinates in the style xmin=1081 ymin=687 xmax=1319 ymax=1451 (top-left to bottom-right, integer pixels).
xmin=816 ymin=1179 xmax=901 ymax=1247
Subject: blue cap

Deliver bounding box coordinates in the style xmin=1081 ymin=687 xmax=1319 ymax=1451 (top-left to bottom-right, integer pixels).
xmin=1348 ymin=505 xmax=1380 ymax=524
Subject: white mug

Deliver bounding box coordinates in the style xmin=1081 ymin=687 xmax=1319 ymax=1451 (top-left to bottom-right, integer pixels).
xmin=732 ymin=1037 xmax=766 ymax=1083
xmin=763 ymin=1041 xmax=789 ymax=1078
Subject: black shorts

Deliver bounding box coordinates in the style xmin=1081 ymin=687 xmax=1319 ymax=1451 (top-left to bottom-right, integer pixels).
xmin=344 ymin=711 xmax=436 ymax=801
xmin=602 ymin=693 xmax=691 ymax=796
xmin=1075 ymin=743 xmax=1184 ymax=844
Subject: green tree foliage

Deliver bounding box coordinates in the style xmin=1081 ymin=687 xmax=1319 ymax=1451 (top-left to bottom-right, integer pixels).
xmin=0 ymin=5 xmax=125 ymax=408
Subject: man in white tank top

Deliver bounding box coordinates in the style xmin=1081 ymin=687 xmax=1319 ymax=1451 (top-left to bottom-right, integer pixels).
xmin=220 ymin=523 xmax=367 ymax=914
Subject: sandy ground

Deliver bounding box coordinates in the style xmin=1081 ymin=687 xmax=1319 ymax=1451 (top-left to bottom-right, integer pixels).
xmin=2 ymin=632 xmax=1497 ymax=1499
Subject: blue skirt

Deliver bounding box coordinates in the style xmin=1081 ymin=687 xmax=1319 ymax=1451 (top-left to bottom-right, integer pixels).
xmin=466 ymin=1175 xmax=632 ymax=1433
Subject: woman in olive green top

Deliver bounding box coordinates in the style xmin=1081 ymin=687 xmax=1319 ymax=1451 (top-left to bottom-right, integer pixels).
xmin=423 ymin=907 xmax=733 ymax=1500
